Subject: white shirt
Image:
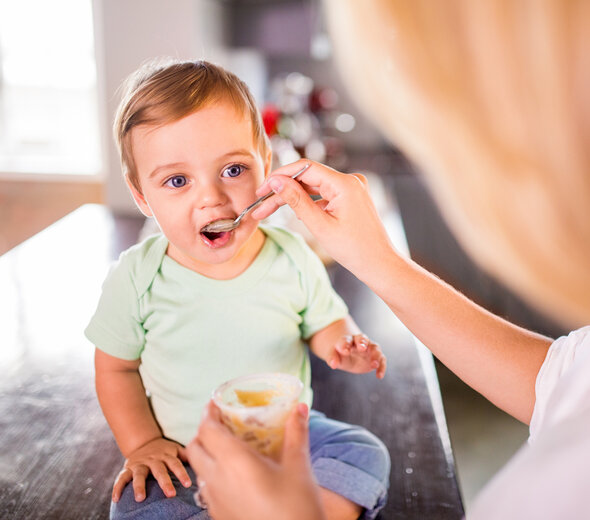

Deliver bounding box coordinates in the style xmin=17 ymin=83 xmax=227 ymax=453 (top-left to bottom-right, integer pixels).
xmin=469 ymin=326 xmax=590 ymax=519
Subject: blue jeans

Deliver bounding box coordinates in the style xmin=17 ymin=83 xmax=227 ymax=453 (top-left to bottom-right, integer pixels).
xmin=111 ymin=411 xmax=390 ymax=520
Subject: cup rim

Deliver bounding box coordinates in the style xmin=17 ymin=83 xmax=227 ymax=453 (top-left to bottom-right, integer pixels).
xmin=212 ymin=372 xmax=303 ymax=409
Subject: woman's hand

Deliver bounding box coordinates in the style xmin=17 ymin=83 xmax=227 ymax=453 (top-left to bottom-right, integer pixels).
xmin=253 ymin=160 xmax=396 ymax=285
xmin=112 ymin=437 xmax=191 ymax=503
xmin=186 ymin=402 xmax=326 ymax=520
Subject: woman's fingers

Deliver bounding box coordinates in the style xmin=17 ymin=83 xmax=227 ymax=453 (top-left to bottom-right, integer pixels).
xmin=271 ymin=176 xmax=330 ymax=229
xmin=258 ymin=160 xmax=320 ymax=196
xmin=190 ymin=402 xmax=252 ymax=465
xmin=281 ymin=403 xmax=311 ymax=470
xmin=253 ymin=175 xmax=323 ymax=223
xmin=255 ymin=160 xmax=394 ymax=282
xmin=253 ymin=160 xmax=315 ymax=219
xmin=251 ymin=197 xmax=283 ymax=220
xmin=197 ymin=403 xmax=237 ymax=451
xmin=252 ymin=160 xmax=336 ymax=221
xmin=186 ymin=437 xmax=215 ymax=477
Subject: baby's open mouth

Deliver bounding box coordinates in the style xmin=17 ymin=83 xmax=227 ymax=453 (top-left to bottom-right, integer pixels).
xmin=201 ymin=230 xmax=225 ymax=242
xmin=200 ymin=221 xmax=233 ymax=247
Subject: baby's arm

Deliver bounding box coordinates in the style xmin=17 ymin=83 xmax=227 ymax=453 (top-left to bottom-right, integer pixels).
xmin=309 ymin=316 xmax=387 ymax=379
xmin=94 ymin=348 xmax=191 ymax=502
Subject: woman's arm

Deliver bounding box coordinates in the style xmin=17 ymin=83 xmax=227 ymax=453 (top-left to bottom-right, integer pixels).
xmin=372 ymin=251 xmax=551 ymax=424
xmin=254 ymin=161 xmax=552 ymax=423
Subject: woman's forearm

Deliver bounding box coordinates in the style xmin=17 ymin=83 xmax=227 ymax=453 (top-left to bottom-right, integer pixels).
xmin=361 ymin=248 xmax=552 ymax=424
xmin=256 ymin=164 xmax=552 ymax=423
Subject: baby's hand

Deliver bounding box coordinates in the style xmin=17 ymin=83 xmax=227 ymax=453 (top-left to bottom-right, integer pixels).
xmin=112 ymin=437 xmax=192 ymax=503
xmin=328 ymin=334 xmax=387 ymax=379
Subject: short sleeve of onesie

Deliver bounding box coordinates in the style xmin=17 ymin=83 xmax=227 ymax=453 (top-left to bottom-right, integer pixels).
xmin=84 ymin=235 xmax=166 ymax=360
xmin=261 ymin=226 xmax=348 ymax=339
xmin=299 ymin=246 xmax=347 ymax=339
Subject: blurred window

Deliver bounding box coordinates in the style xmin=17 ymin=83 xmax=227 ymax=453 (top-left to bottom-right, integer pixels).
xmin=0 ymin=0 xmax=101 ymax=176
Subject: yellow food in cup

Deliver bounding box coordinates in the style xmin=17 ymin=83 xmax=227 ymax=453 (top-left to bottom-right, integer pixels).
xmin=234 ymin=388 xmax=279 ymax=407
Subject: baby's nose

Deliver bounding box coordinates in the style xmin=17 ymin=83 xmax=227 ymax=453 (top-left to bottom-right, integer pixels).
xmin=197 ymin=181 xmax=228 ymax=209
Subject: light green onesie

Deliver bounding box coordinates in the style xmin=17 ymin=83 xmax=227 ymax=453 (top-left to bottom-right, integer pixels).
xmin=85 ymin=225 xmax=348 ymax=445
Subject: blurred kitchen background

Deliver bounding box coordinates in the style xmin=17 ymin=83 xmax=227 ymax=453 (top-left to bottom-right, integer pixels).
xmin=0 ymin=0 xmax=566 ymax=510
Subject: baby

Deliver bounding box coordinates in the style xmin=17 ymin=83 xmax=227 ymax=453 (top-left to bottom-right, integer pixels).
xmin=85 ymin=59 xmax=390 ymax=520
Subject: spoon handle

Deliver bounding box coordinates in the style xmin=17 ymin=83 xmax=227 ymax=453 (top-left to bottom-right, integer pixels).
xmin=239 ymin=189 xmax=275 ymax=217
xmin=238 ymin=163 xmax=311 ymax=221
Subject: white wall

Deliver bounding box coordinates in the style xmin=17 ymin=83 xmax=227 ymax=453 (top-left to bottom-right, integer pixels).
xmin=92 ymin=0 xmax=228 ymax=214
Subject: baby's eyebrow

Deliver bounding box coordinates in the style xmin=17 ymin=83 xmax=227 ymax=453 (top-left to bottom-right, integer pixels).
xmin=149 ymin=162 xmax=188 ymax=179
xmin=220 ymin=149 xmax=256 ymax=160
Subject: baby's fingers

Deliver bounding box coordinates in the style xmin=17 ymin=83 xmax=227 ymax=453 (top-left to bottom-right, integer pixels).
xmin=112 ymin=468 xmax=133 ymax=502
xmin=150 ymin=461 xmax=177 ymax=498
xmin=334 ymin=335 xmax=353 ymax=356
xmin=375 ymin=354 xmax=387 ymax=379
xmin=131 ymin=466 xmax=150 ymax=502
xmin=352 ymin=334 xmax=369 ymax=352
xmin=166 ymin=454 xmax=192 ymax=488
xmin=328 ymin=350 xmax=342 ymax=370
xmin=367 ymin=345 xmax=387 ymax=379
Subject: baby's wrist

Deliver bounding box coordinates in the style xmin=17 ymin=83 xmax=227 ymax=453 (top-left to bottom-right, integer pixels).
xmin=122 ymin=433 xmax=163 ymax=457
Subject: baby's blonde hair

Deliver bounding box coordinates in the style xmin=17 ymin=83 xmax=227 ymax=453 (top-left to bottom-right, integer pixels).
xmin=114 ymin=59 xmax=270 ymax=193
xmin=324 ymin=0 xmax=590 ymax=326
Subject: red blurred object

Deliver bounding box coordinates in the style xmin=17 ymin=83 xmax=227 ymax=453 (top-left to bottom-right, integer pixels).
xmin=262 ymin=104 xmax=281 ymax=136
xmin=309 ymin=88 xmax=322 ymax=113
xmin=309 ymin=87 xmax=339 ymax=113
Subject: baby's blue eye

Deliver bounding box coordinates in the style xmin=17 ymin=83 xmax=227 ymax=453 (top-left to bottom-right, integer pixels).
xmin=165 ymin=175 xmax=187 ymax=188
xmin=222 ymin=164 xmax=245 ymax=178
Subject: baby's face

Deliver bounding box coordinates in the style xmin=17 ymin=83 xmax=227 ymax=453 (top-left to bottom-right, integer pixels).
xmin=129 ymin=99 xmax=270 ymax=275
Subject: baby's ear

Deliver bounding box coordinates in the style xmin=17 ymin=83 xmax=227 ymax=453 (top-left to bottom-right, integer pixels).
xmin=125 ymin=175 xmax=153 ymax=218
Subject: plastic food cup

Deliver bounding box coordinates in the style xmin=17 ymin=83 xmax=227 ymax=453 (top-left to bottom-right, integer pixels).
xmin=212 ymin=372 xmax=303 ymax=461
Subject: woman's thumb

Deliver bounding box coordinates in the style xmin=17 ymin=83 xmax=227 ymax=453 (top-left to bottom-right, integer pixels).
xmin=281 ymin=403 xmax=311 ymax=470
xmin=269 ymin=177 xmax=323 ymax=228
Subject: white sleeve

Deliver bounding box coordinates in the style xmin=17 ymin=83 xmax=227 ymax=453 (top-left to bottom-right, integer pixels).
xmin=467 ymin=326 xmax=590 ymax=520
xmin=529 ymin=325 xmax=590 ymax=442
xmin=467 ymin=410 xmax=590 ymax=520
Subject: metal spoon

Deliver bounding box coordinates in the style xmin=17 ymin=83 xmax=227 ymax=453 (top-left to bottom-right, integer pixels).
xmin=200 ymin=163 xmax=311 ymax=234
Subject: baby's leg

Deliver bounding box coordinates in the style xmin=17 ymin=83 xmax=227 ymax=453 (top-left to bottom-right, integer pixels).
xmin=320 ymin=487 xmax=363 ymax=520
xmin=110 ymin=463 xmax=208 ymax=520
xmin=308 ymin=411 xmax=391 ymax=520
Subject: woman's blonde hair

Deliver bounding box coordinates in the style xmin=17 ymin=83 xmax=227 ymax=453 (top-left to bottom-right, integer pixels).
xmin=114 ymin=59 xmax=270 ymax=193
xmin=324 ymin=0 xmax=590 ymax=326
